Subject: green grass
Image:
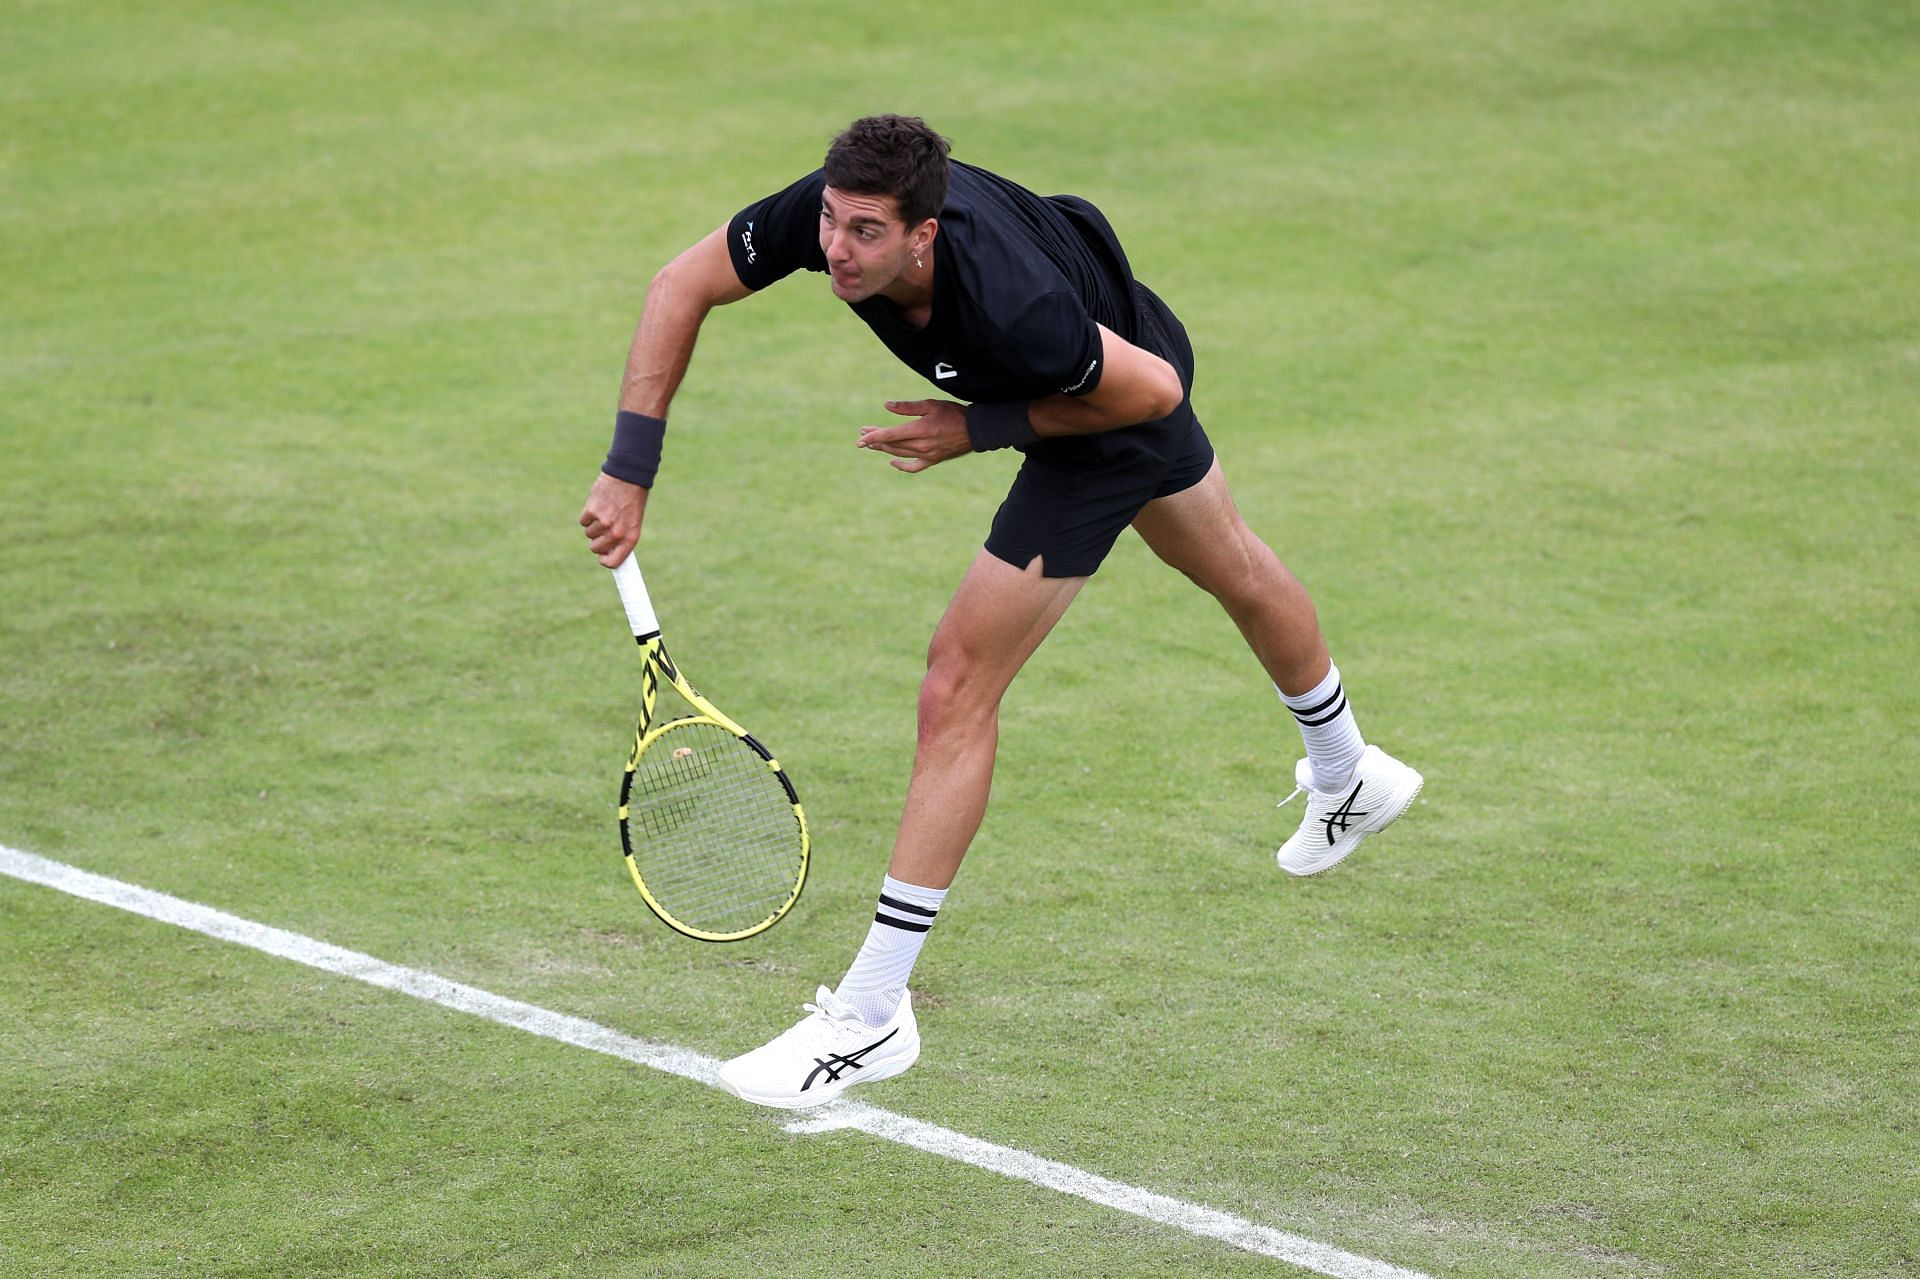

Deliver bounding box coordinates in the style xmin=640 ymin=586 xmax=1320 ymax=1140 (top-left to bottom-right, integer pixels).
xmin=4 ymin=1 xmax=1917 ymax=1276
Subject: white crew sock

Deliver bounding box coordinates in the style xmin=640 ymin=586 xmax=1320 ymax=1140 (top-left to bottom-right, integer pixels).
xmin=1278 ymin=664 xmax=1366 ymax=792
xmin=835 ymin=874 xmax=947 ymax=1028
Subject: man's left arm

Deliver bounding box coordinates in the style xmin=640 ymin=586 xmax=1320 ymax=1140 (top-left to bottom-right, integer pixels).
xmin=1025 ymin=323 xmax=1184 ymax=436
xmin=857 ymin=325 xmax=1183 ymax=473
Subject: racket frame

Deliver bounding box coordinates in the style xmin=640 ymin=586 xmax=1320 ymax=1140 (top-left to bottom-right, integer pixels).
xmin=612 ymin=556 xmax=810 ymax=941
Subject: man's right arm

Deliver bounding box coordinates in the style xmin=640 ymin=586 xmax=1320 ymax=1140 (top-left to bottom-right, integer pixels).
xmin=581 ymin=224 xmax=753 ymax=567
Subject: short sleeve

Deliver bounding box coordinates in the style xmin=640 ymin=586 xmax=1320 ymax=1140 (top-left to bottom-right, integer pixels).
xmin=727 ymin=169 xmax=829 ymax=291
xmin=1002 ymin=290 xmax=1104 ymax=397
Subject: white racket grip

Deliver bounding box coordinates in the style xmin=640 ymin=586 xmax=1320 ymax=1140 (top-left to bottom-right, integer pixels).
xmin=611 ymin=555 xmax=661 ymax=638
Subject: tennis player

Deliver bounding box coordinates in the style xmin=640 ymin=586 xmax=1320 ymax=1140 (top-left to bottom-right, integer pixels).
xmin=579 ymin=116 xmax=1422 ymax=1108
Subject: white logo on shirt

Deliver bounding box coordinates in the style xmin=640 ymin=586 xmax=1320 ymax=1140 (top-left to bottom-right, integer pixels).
xmin=741 ymin=221 xmax=757 ymax=265
xmin=1061 ymin=357 xmax=1099 ymax=394
xmin=933 ymin=362 xmax=958 ymax=380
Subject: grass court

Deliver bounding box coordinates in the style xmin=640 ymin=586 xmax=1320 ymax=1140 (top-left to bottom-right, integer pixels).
xmin=3 ymin=2 xmax=1916 ymax=1275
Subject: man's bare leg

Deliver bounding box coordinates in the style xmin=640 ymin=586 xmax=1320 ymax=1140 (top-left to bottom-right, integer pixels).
xmin=885 ymin=548 xmax=1086 ymax=888
xmin=1129 ymin=458 xmax=1330 ymax=697
xmin=1132 ymin=458 xmax=1422 ymax=874
xmin=825 ymin=549 xmax=1081 ymax=1026
xmin=717 ymin=549 xmax=1085 ymax=1105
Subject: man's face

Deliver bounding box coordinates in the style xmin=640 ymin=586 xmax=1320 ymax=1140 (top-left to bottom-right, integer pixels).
xmin=819 ymin=186 xmax=927 ymax=303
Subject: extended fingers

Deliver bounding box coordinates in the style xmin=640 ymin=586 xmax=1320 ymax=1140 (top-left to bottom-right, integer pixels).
xmin=858 ymin=424 xmax=922 ymax=456
xmin=859 ymin=400 xmax=963 ymax=472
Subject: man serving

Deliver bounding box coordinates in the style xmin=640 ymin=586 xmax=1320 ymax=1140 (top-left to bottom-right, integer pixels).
xmin=579 ymin=115 xmax=1422 ymax=1109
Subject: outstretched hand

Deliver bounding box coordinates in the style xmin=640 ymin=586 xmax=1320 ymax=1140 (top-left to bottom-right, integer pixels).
xmin=857 ymin=399 xmax=972 ymax=473
xmin=579 ymin=471 xmax=648 ymax=568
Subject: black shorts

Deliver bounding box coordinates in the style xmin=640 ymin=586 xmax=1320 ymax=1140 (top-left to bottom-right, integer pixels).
xmin=984 ymin=283 xmax=1215 ymax=578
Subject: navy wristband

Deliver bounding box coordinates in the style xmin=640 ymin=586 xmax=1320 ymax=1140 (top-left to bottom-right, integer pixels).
xmin=963 ymin=400 xmax=1038 ymax=452
xmin=603 ymin=411 xmax=666 ymax=487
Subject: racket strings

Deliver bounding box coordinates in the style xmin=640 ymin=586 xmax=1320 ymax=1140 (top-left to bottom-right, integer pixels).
xmin=626 ymin=720 xmax=804 ymax=934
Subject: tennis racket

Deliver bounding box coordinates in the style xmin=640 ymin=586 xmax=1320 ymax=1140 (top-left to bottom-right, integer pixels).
xmin=610 ymin=553 xmax=810 ymax=941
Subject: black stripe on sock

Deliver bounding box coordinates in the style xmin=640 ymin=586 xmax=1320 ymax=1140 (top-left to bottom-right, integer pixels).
xmin=1288 ymin=683 xmax=1344 ymax=721
xmin=874 ymin=911 xmax=933 ymax=933
xmin=877 ymin=893 xmax=939 ymax=918
xmin=1295 ymin=694 xmax=1349 ymax=727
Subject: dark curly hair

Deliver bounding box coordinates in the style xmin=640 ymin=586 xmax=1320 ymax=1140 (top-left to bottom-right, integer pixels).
xmin=823 ymin=115 xmax=952 ymax=226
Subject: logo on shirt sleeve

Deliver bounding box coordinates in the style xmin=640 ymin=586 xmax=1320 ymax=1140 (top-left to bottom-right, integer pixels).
xmin=1060 ymin=356 xmax=1099 ymax=395
xmin=741 ymin=221 xmax=757 ymax=265
xmin=933 ymin=362 xmax=958 ymax=380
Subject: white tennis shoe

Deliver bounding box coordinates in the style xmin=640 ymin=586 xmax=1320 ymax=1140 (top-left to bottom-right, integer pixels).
xmin=1276 ymin=745 xmax=1424 ymax=876
xmin=718 ymin=985 xmax=921 ymax=1109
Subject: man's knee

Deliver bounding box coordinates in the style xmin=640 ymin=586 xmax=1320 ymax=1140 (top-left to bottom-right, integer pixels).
xmin=917 ymin=640 xmax=1003 ymax=743
xmin=1183 ymin=524 xmax=1278 ymax=610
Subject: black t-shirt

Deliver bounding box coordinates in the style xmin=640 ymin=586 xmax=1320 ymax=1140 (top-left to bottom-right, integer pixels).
xmin=726 ymin=161 xmax=1158 ymax=406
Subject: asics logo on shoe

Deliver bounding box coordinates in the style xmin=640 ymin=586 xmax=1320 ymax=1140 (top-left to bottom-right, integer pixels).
xmin=802 ymin=1027 xmax=900 ymax=1092
xmin=1320 ymin=782 xmax=1371 ymax=845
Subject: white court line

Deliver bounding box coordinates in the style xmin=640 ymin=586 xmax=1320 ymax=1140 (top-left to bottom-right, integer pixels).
xmin=1 ymin=844 xmax=1432 ymax=1279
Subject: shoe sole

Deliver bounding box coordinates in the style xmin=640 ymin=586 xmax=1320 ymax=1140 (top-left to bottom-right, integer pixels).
xmin=719 ymin=1035 xmax=922 ymax=1110
xmin=1278 ymin=767 xmax=1424 ymax=877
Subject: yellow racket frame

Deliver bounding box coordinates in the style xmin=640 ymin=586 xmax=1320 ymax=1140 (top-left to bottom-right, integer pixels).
xmin=613 ymin=562 xmax=810 ymax=942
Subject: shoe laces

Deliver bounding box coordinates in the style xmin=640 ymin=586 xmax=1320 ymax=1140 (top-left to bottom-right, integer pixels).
xmin=802 ymin=985 xmax=865 ymax=1030
xmin=1276 ymin=758 xmax=1316 ymax=809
